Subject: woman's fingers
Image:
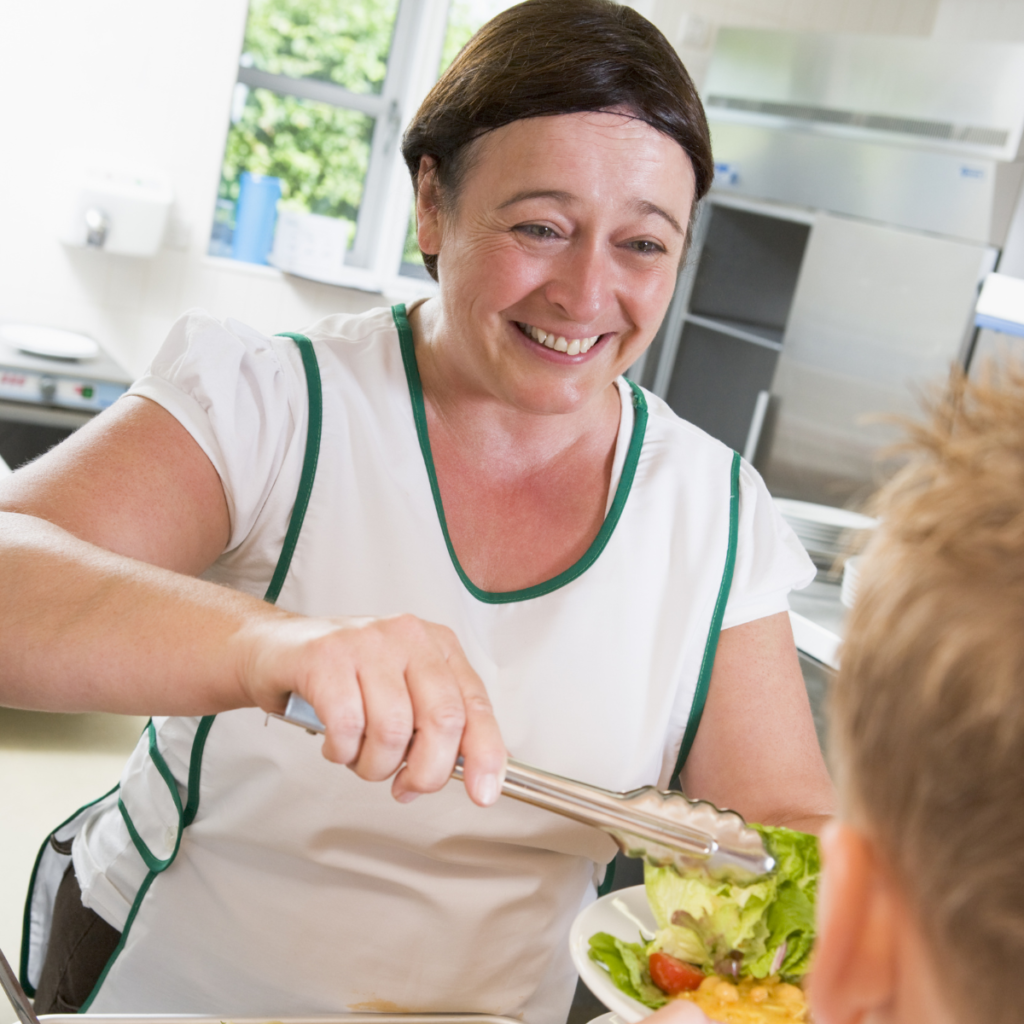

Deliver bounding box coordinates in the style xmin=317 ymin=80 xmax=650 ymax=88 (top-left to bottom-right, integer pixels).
xmin=446 ymin=643 xmax=507 ymax=806
xmin=342 ymin=619 xmax=420 ymax=782
xmin=262 ymin=613 xmax=504 ymax=803
xmin=393 ymin=628 xmax=507 ymax=806
xmin=391 ymin=628 xmax=468 ymax=800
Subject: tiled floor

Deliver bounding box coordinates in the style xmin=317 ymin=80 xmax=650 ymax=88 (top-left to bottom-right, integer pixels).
xmin=0 ymin=708 xmax=146 ymax=987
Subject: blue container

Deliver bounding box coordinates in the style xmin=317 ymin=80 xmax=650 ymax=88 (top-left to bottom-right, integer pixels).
xmin=232 ymin=172 xmax=282 ymax=265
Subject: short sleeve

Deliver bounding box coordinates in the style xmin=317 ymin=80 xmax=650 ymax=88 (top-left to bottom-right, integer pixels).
xmin=720 ymin=460 xmax=816 ymax=630
xmin=127 ymin=310 xmax=304 ymax=552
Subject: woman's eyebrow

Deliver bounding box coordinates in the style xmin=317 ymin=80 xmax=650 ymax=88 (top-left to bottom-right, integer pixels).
xmin=496 ymin=190 xmax=683 ymax=235
xmin=496 ymin=189 xmax=575 ymax=209
xmin=633 ymin=199 xmax=683 ymax=235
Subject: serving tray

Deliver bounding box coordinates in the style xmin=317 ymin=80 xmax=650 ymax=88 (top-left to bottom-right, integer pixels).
xmin=31 ymin=1016 xmax=524 ymax=1024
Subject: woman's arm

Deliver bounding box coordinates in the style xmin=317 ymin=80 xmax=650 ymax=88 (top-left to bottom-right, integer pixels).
xmin=0 ymin=397 xmax=506 ymax=805
xmin=679 ymin=611 xmax=835 ymax=835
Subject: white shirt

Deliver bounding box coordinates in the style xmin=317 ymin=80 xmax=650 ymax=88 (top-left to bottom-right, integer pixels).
xmin=67 ymin=305 xmax=814 ymax=1021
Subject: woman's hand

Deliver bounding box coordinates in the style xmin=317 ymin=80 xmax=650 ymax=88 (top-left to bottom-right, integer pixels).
xmin=241 ymin=613 xmax=508 ymax=806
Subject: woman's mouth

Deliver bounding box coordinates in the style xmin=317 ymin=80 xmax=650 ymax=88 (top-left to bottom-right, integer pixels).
xmin=516 ymin=322 xmax=601 ymax=356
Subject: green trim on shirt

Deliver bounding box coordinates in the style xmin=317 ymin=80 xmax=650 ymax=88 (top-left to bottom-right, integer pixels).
xmin=77 ymin=330 xmax=326 ymax=1012
xmin=264 ymin=332 xmax=323 ymax=604
xmin=392 ymin=303 xmax=648 ymax=605
xmin=672 ymin=449 xmax=742 ymax=781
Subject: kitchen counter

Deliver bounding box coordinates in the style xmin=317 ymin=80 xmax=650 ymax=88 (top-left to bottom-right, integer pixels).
xmin=788 ymin=577 xmax=846 ymax=753
xmin=790 ymin=577 xmax=846 ymax=640
xmin=789 ymin=576 xmax=845 ymax=672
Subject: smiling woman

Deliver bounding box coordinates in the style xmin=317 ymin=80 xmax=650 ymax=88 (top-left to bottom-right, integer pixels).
xmin=0 ymin=2 xmax=832 ymax=1022
xmin=408 ymin=112 xmax=697 ymax=589
xmin=416 ymin=114 xmax=693 ymax=407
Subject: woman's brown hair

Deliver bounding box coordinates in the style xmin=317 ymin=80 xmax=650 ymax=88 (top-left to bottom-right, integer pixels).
xmin=401 ymin=0 xmax=712 ymax=280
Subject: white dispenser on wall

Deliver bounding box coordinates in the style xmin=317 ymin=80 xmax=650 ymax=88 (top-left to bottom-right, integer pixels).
xmin=59 ymin=165 xmax=173 ymax=257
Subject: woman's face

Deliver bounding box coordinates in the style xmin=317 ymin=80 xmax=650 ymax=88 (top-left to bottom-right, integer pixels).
xmin=417 ymin=110 xmax=696 ymax=416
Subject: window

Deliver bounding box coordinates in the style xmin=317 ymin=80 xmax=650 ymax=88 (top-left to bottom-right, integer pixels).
xmin=210 ymin=0 xmax=519 ymax=295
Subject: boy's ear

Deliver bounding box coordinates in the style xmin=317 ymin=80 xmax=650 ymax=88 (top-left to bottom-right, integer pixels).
xmin=809 ymin=822 xmax=898 ymax=1024
xmin=415 ymin=155 xmax=443 ymax=257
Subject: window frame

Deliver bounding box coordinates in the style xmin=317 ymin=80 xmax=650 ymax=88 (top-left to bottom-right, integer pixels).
xmin=223 ymin=0 xmax=452 ymax=297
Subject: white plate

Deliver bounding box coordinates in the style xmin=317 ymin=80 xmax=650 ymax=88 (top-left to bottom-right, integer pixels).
xmin=569 ymin=885 xmax=658 ymax=1023
xmin=585 ymin=1013 xmax=630 ymax=1024
xmin=0 ymin=324 xmax=98 ymax=360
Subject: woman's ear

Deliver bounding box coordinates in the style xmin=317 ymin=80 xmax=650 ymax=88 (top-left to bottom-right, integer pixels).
xmin=415 ymin=155 xmax=443 ymax=257
xmin=809 ymin=822 xmax=898 ymax=1024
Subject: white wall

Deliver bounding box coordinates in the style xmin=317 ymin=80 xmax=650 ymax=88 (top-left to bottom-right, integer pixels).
xmin=932 ymin=0 xmax=1024 ymax=40
xmin=0 ymin=0 xmax=383 ymax=377
xmin=3 ymin=0 xmax=1024 ymax=376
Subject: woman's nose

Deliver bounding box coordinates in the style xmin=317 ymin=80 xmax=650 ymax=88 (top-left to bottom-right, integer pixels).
xmin=543 ymin=241 xmax=614 ymax=325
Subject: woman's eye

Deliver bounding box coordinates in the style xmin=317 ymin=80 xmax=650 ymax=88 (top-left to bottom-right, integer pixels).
xmin=627 ymin=239 xmax=666 ymax=255
xmin=514 ymin=224 xmax=559 ymax=239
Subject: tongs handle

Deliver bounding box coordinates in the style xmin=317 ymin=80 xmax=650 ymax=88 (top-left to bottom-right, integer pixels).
xmin=450 ymin=757 xmax=714 ymax=856
xmin=270 ymin=694 xmax=773 ymax=881
xmin=0 ymin=942 xmax=40 ymax=1024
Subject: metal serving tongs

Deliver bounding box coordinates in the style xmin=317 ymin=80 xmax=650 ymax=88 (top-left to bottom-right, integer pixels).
xmin=272 ymin=695 xmax=775 ymax=883
xmin=0 ymin=940 xmax=40 ymax=1024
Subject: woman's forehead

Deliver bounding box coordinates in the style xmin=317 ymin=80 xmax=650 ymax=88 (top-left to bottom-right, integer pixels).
xmin=465 ymin=112 xmax=696 ymax=209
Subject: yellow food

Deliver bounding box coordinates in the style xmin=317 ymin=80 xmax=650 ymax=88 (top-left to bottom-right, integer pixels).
xmin=674 ymin=974 xmax=810 ymax=1023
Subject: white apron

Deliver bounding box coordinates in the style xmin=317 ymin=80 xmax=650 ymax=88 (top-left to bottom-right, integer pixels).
xmin=22 ymin=306 xmax=750 ymax=1024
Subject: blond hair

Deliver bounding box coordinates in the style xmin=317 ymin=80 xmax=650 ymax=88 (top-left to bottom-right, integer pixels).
xmin=831 ymin=362 xmax=1024 ymax=1024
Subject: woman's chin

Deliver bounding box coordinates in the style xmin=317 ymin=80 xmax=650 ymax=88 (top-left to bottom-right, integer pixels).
xmin=501 ymin=373 xmax=615 ymax=417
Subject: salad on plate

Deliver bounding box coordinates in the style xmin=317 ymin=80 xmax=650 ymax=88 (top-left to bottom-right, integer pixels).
xmin=587 ymin=824 xmax=819 ymax=1023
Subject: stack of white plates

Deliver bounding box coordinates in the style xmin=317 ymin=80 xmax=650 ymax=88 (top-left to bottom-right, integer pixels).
xmin=841 ymin=555 xmax=862 ymax=608
xmin=774 ymin=498 xmax=878 ymax=570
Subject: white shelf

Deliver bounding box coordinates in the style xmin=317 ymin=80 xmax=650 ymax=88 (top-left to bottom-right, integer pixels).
xmin=975 ymin=272 xmax=1024 ymax=337
xmin=684 ymin=313 xmax=784 ymax=351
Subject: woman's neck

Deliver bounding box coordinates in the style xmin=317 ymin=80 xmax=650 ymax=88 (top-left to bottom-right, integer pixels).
xmin=405 ymin=298 xmax=624 ymax=592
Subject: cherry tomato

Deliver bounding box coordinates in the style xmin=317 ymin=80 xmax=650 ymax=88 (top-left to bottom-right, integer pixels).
xmin=648 ymin=952 xmax=705 ymax=994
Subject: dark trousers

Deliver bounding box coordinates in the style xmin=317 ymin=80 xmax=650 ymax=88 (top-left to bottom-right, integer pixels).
xmin=33 ymin=862 xmax=122 ymax=1013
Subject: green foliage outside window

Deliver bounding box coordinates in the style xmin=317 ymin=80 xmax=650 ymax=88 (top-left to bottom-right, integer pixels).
xmin=244 ymin=0 xmax=399 ymax=93
xmin=401 ymin=0 xmax=517 ymax=269
xmin=214 ymin=0 xmax=399 ymax=253
xmin=212 ymin=0 xmax=520 ymax=270
xmin=221 ymin=88 xmax=371 ymax=228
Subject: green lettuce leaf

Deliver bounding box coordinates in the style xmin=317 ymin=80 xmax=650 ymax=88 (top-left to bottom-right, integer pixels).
xmin=754 ymin=823 xmax=821 ymax=900
xmin=591 ymin=824 xmax=821 ymax=1012
xmin=643 ymin=824 xmax=820 ymax=981
xmin=588 ymin=932 xmax=668 ymax=1008
xmin=646 ymin=922 xmax=707 ymax=965
xmin=644 ymin=863 xmax=776 ymax=974
xmin=746 ymin=880 xmax=816 ymax=977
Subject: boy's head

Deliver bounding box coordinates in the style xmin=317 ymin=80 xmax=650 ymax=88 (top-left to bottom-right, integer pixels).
xmin=811 ymin=364 xmax=1024 ymax=1024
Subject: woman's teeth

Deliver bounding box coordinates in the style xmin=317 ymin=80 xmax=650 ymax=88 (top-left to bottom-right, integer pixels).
xmin=519 ymin=322 xmax=600 ymax=356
